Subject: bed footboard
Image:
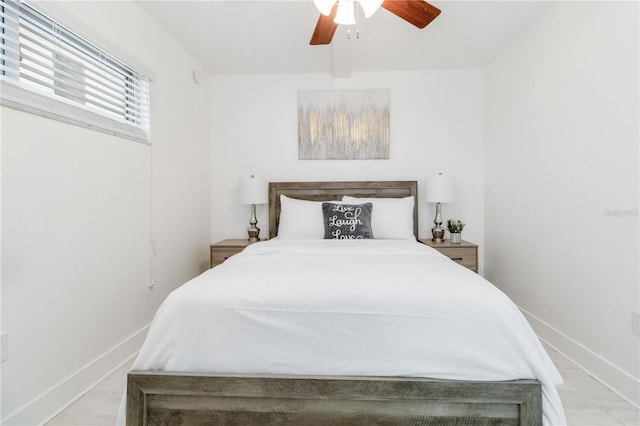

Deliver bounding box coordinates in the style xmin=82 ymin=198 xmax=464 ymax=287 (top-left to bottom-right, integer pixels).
xmin=127 ymin=371 xmax=541 ymax=426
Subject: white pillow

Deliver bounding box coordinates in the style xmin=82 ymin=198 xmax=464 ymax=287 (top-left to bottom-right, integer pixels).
xmin=342 ymin=196 xmax=415 ymax=240
xmin=278 ymin=195 xmax=340 ymax=239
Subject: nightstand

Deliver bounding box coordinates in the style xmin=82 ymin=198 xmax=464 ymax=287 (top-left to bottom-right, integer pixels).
xmin=210 ymin=239 xmax=259 ymax=268
xmin=419 ymin=239 xmax=478 ymax=273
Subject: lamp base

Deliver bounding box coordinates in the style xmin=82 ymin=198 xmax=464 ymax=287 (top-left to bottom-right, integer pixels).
xmin=431 ymin=227 xmax=445 ymax=242
xmin=247 ymin=226 xmax=260 ymax=242
xmin=247 ymin=203 xmax=260 ymax=242
xmin=431 ymin=202 xmax=445 ymax=242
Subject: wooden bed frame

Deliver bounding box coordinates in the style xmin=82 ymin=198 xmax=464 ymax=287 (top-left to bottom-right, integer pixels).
xmin=127 ymin=180 xmax=542 ymax=426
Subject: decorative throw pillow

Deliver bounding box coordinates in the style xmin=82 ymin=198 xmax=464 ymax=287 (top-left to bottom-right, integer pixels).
xmin=322 ymin=203 xmax=374 ymax=239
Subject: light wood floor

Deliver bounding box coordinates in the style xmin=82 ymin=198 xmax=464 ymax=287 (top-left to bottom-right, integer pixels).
xmin=46 ymin=343 xmax=639 ymax=426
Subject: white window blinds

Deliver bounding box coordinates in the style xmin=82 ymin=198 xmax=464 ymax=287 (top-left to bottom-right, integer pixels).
xmin=0 ymin=0 xmax=150 ymax=142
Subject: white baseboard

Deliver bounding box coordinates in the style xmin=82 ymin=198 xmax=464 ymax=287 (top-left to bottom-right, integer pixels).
xmin=5 ymin=312 xmax=638 ymax=423
xmin=520 ymin=307 xmax=640 ymax=409
xmin=2 ymin=324 xmax=150 ymax=426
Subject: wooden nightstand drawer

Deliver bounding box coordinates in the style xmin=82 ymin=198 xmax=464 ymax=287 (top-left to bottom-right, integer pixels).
xmin=210 ymin=247 xmax=243 ymax=268
xmin=436 ymin=247 xmax=477 ymax=271
xmin=419 ymin=239 xmax=478 ymax=273
xmin=210 ymin=239 xmax=258 ymax=268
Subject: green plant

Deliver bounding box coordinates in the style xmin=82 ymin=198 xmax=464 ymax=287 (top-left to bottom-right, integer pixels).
xmin=447 ymin=219 xmax=465 ymax=233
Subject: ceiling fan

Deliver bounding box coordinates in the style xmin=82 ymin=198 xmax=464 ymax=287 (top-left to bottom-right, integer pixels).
xmin=310 ymin=0 xmax=441 ymax=45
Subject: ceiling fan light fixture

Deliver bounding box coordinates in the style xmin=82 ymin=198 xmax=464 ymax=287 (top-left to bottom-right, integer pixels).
xmin=358 ymin=0 xmax=383 ymax=18
xmin=309 ymin=0 xmax=442 ymax=46
xmin=312 ymin=0 xmax=336 ymax=16
xmin=334 ymin=0 xmax=356 ymax=25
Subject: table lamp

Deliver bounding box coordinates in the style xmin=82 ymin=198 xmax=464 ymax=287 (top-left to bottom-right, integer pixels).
xmin=425 ymin=173 xmax=457 ymax=242
xmin=239 ymin=175 xmax=268 ymax=242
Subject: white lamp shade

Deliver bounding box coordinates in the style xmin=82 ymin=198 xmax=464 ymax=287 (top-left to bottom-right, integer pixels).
xmin=334 ymin=0 xmax=356 ymax=25
xmin=359 ymin=0 xmax=383 ymax=17
xmin=313 ymin=0 xmax=381 ymax=21
xmin=313 ymin=0 xmax=335 ymax=16
xmin=425 ymin=174 xmax=457 ymax=203
xmin=239 ymin=176 xmax=268 ymax=205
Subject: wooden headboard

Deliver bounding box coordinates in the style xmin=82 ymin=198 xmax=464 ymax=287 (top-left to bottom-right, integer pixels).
xmin=268 ymin=181 xmax=418 ymax=240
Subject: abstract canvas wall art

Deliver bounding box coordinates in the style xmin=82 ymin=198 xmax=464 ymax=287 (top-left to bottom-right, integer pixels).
xmin=298 ymin=89 xmax=390 ymax=160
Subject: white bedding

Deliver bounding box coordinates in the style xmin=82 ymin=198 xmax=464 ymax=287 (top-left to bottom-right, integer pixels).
xmin=118 ymin=239 xmax=566 ymax=425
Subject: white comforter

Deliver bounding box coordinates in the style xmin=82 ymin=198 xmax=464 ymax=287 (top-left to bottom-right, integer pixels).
xmin=118 ymin=239 xmax=566 ymax=425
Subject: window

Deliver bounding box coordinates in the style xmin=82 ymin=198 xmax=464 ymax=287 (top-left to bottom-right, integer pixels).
xmin=0 ymin=0 xmax=150 ymax=142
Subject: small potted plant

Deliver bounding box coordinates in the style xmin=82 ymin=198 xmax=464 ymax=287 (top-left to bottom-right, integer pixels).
xmin=447 ymin=219 xmax=465 ymax=244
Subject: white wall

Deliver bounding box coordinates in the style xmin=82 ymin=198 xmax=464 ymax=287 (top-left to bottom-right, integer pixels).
xmin=484 ymin=1 xmax=639 ymax=406
xmin=210 ymin=71 xmax=485 ymax=262
xmin=0 ymin=1 xmax=211 ymax=424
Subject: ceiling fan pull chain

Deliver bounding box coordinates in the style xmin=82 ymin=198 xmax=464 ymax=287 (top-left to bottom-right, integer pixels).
xmin=347 ymin=27 xmax=351 ymax=39
xmin=356 ymin=27 xmax=360 ymax=39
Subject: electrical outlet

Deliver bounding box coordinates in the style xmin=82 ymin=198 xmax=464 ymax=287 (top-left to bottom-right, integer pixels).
xmin=632 ymin=311 xmax=640 ymax=337
xmin=1 ymin=333 xmax=8 ymax=363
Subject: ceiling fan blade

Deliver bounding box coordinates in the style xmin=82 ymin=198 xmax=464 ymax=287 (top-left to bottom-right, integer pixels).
xmin=310 ymin=4 xmax=339 ymax=45
xmin=381 ymin=0 xmax=441 ymax=29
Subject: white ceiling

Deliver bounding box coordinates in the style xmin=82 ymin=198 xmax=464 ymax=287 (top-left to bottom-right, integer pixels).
xmin=137 ymin=0 xmax=552 ymax=77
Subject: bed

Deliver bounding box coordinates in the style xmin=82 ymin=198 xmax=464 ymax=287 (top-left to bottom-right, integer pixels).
xmin=122 ymin=180 xmax=565 ymax=426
